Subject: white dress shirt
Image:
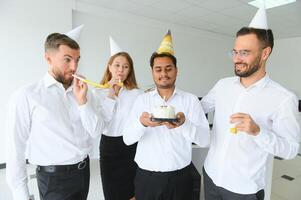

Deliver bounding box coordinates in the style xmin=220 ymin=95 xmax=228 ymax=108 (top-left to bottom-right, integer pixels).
xmin=6 ymin=73 xmax=105 ymax=200
xmin=123 ymin=88 xmax=210 ymax=172
xmin=201 ymin=74 xmax=300 ymax=194
xmin=92 ymin=88 xmax=141 ymax=137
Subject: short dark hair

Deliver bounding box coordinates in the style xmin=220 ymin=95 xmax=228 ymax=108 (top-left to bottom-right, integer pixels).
xmin=44 ymin=33 xmax=80 ymax=52
xmin=150 ymin=52 xmax=177 ymax=68
xmin=236 ymin=27 xmax=274 ymax=52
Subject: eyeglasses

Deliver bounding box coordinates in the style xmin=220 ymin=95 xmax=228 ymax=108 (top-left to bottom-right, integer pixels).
xmin=229 ymin=50 xmax=250 ymax=59
xmin=229 ymin=47 xmax=268 ymax=59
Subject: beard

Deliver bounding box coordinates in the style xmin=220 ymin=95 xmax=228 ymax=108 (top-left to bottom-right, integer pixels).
xmin=234 ymin=57 xmax=261 ymax=77
xmin=52 ymin=69 xmax=74 ymax=87
xmin=155 ymin=77 xmax=176 ymax=89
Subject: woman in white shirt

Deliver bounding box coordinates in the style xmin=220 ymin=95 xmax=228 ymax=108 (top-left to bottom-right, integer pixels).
xmin=95 ymin=52 xmax=140 ymax=200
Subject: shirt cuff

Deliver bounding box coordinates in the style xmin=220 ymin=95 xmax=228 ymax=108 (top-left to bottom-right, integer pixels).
xmin=123 ymin=119 xmax=147 ymax=145
xmin=78 ymin=100 xmax=92 ymax=113
xmin=174 ymin=119 xmax=193 ymax=133
xmin=132 ymin=119 xmax=148 ymax=139
xmin=12 ymin=184 xmax=30 ymax=200
xmin=78 ymin=101 xmax=102 ymax=138
xmin=252 ymin=128 xmax=270 ymax=147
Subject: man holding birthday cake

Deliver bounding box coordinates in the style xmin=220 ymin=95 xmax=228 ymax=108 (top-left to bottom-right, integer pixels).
xmin=123 ymin=30 xmax=210 ymax=200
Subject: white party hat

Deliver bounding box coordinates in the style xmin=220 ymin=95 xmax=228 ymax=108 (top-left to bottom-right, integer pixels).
xmin=249 ymin=4 xmax=268 ymax=29
xmin=109 ymin=36 xmax=123 ymax=56
xmin=66 ymin=24 xmax=84 ymax=42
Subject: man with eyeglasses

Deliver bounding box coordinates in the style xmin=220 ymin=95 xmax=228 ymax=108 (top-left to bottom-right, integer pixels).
xmin=200 ymin=6 xmax=300 ymax=200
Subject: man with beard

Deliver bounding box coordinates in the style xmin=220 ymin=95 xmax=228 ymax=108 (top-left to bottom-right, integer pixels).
xmin=6 ymin=27 xmax=105 ymax=200
xmin=123 ymin=30 xmax=210 ymax=200
xmin=201 ymin=6 xmax=300 ymax=200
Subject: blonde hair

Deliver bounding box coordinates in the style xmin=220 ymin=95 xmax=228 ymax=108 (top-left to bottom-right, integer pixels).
xmin=100 ymin=52 xmax=138 ymax=90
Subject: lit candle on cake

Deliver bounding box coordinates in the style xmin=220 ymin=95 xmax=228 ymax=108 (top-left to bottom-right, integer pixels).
xmin=152 ymin=96 xmax=176 ymax=120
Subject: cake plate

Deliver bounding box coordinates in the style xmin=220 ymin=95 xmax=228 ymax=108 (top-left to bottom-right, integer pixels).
xmin=151 ymin=117 xmax=178 ymax=123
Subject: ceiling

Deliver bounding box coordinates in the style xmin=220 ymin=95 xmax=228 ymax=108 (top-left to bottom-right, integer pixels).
xmin=77 ymin=0 xmax=301 ymax=39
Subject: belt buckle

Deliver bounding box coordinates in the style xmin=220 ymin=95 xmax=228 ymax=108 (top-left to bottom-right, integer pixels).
xmin=48 ymin=166 xmax=56 ymax=173
xmin=78 ymin=160 xmax=86 ymax=170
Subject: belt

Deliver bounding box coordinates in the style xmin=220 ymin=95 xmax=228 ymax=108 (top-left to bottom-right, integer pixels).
xmin=138 ymin=163 xmax=192 ymax=177
xmin=37 ymin=156 xmax=89 ymax=173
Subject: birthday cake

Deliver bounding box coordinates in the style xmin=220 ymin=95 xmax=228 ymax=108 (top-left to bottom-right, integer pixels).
xmin=153 ymin=105 xmax=176 ymax=119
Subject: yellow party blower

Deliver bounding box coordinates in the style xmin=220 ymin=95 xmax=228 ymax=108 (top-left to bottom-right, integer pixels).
xmin=72 ymin=74 xmax=124 ymax=89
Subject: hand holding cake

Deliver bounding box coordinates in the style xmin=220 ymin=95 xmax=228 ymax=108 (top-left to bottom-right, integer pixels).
xmin=163 ymin=112 xmax=185 ymax=129
xmin=140 ymin=112 xmax=162 ymax=127
xmin=151 ymin=103 xmax=185 ymax=128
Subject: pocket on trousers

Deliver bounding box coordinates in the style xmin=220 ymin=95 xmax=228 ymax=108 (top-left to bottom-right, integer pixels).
xmin=36 ymin=171 xmax=51 ymax=197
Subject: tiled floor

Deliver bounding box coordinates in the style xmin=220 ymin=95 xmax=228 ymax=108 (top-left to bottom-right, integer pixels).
xmin=270 ymin=155 xmax=301 ymax=200
xmin=1 ymin=156 xmax=301 ymax=200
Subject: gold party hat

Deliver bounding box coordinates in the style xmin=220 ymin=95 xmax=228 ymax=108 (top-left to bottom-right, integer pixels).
xmin=156 ymin=30 xmax=174 ymax=55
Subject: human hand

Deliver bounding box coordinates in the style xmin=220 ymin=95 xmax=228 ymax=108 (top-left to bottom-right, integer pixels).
xmin=163 ymin=112 xmax=185 ymax=129
xmin=73 ymin=74 xmax=88 ymax=105
xmin=230 ymin=113 xmax=260 ymax=136
xmin=140 ymin=112 xmax=162 ymax=127
xmin=107 ymin=78 xmax=122 ymax=98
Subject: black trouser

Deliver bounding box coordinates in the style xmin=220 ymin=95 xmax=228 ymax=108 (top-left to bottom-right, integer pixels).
xmin=203 ymin=168 xmax=264 ymax=200
xmin=99 ymin=135 xmax=137 ymax=200
xmin=36 ymin=157 xmax=90 ymax=200
xmin=134 ymin=163 xmax=194 ymax=200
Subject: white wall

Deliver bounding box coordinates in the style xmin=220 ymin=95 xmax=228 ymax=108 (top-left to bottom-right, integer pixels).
xmin=74 ymin=2 xmax=301 ymax=98
xmin=269 ymin=36 xmax=301 ymax=98
xmin=0 ymin=0 xmax=74 ymax=163
xmin=73 ymin=2 xmax=234 ymax=98
xmin=1 ymin=0 xmax=300 ymax=164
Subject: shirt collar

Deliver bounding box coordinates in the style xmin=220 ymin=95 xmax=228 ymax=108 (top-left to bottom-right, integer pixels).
xmin=150 ymin=87 xmax=180 ymax=98
xmin=44 ymin=72 xmax=59 ymax=88
xmin=234 ymin=74 xmax=270 ymax=91
xmin=43 ymin=72 xmax=73 ymax=92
